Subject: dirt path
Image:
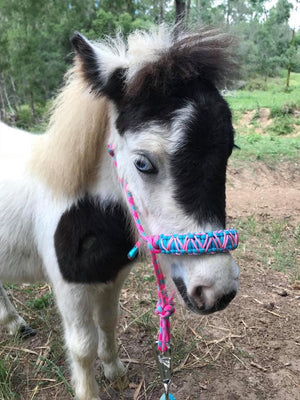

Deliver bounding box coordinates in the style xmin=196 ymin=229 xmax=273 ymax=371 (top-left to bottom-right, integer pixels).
xmin=227 ymin=161 xmax=300 ymax=221
xmin=115 ymin=161 xmax=300 ymax=400
xmin=186 ymin=161 xmax=300 ymax=400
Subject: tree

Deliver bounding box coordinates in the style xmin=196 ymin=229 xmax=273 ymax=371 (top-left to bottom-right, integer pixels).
xmin=175 ymin=0 xmax=186 ymax=27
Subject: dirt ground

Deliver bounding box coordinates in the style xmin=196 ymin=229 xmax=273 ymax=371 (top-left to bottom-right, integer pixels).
xmin=115 ymin=161 xmax=300 ymax=400
xmin=227 ymin=161 xmax=300 ymax=221
xmin=0 ymin=161 xmax=299 ymax=400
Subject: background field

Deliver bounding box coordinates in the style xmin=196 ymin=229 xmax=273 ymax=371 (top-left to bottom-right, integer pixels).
xmin=0 ymin=73 xmax=299 ymax=399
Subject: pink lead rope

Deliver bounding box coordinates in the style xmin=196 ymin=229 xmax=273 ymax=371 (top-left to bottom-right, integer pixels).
xmin=108 ymin=144 xmax=238 ymax=400
xmin=108 ymin=144 xmax=175 ymax=352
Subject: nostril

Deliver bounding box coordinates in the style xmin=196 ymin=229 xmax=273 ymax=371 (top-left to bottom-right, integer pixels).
xmin=217 ymin=290 xmax=237 ymax=310
xmin=194 ymin=286 xmax=202 ymax=298
xmin=191 ymin=286 xmax=205 ymax=308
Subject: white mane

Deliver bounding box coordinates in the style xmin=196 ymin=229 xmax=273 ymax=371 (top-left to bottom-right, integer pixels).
xmin=91 ymin=26 xmax=173 ymax=83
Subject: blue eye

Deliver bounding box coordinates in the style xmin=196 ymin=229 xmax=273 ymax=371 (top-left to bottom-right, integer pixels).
xmin=134 ymin=155 xmax=157 ymax=174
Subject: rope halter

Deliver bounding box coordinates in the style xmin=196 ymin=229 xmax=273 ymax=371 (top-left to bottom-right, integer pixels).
xmin=108 ymin=144 xmax=239 ymax=353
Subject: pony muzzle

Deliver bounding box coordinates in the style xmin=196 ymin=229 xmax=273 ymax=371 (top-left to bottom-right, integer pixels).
xmin=171 ymin=255 xmax=239 ymax=315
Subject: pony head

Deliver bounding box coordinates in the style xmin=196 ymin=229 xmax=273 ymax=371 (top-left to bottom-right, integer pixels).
xmin=71 ymin=27 xmax=239 ymax=314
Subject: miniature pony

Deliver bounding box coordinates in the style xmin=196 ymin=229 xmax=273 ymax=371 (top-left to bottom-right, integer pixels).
xmin=0 ymin=26 xmax=239 ymax=399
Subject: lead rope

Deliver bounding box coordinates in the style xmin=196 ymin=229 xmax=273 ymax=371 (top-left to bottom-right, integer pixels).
xmin=108 ymin=145 xmax=175 ymax=399
xmin=108 ymin=144 xmax=238 ymax=400
xmin=108 ymin=145 xmax=175 ymax=351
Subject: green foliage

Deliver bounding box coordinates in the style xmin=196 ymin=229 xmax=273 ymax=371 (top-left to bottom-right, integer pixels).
xmin=15 ymin=103 xmax=46 ymax=130
xmin=233 ymin=132 xmax=300 ymax=163
xmin=270 ymin=102 xmax=298 ymax=117
xmin=244 ymin=78 xmax=268 ymax=91
xmin=15 ymin=105 xmax=35 ymax=130
xmin=231 ymin=72 xmax=300 ymax=163
xmin=267 ymin=115 xmax=294 ymax=135
xmin=26 ymin=292 xmax=53 ymax=310
xmin=85 ymin=8 xmax=153 ymax=39
xmin=228 ymin=72 xmax=300 ymax=112
xmin=245 ymin=132 xmax=262 ymax=143
xmin=0 ymin=0 xmax=300 ymax=126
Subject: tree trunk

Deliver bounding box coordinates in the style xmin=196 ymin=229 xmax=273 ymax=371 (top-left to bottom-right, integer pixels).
xmin=0 ymin=79 xmax=6 ymax=121
xmin=1 ymin=75 xmax=14 ymax=116
xmin=175 ymin=0 xmax=186 ymax=36
xmin=226 ymin=0 xmax=231 ymax=25
xmin=286 ymin=29 xmax=295 ymax=89
xmin=197 ymin=0 xmax=201 ymax=22
xmin=29 ymin=90 xmax=35 ymax=117
xmin=159 ymin=0 xmax=164 ymax=23
xmin=186 ymin=0 xmax=191 ymax=26
xmin=286 ymin=67 xmax=291 ymax=89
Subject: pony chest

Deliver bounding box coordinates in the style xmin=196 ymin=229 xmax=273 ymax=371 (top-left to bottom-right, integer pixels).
xmin=54 ymin=197 xmax=135 ymax=283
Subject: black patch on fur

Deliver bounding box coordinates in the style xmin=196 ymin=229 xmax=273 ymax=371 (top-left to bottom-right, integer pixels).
xmin=116 ymin=79 xmax=234 ymax=227
xmin=71 ymin=32 xmax=103 ymax=95
xmin=102 ymin=68 xmax=127 ymax=103
xmin=54 ymin=197 xmax=135 ymax=283
xmin=170 ymin=83 xmax=234 ymax=227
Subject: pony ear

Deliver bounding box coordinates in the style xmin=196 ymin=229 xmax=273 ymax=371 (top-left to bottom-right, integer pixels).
xmin=71 ymin=32 xmax=127 ymax=103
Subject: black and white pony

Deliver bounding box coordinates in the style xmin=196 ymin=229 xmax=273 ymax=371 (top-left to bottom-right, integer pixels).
xmin=0 ymin=27 xmax=239 ymax=399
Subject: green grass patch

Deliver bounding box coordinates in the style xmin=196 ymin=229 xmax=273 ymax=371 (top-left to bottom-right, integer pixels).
xmin=228 ymin=73 xmax=300 ymax=112
xmin=235 ymin=217 xmax=300 ymax=281
xmin=267 ymin=115 xmax=294 ymax=136
xmin=232 ymin=133 xmax=300 ymax=164
xmin=269 ymin=102 xmax=298 ymax=118
xmin=0 ymin=358 xmax=18 ymax=400
xmin=26 ymin=292 xmax=53 ymax=310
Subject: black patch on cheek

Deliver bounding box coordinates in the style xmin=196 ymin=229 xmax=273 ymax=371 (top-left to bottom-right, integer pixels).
xmin=170 ymin=88 xmax=234 ymax=227
xmin=54 ymin=197 xmax=135 ymax=283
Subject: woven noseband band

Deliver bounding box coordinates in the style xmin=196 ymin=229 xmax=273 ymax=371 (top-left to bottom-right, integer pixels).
xmin=108 ymin=144 xmax=239 ymax=353
xmin=129 ymin=229 xmax=238 ymax=259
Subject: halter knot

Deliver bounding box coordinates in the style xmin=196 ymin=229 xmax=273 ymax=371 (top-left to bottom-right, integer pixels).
xmin=155 ymin=296 xmax=175 ymax=352
xmin=155 ymin=298 xmax=175 ymax=319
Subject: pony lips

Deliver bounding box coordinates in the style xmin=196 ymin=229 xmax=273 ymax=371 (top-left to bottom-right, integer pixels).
xmin=108 ymin=144 xmax=239 ymax=399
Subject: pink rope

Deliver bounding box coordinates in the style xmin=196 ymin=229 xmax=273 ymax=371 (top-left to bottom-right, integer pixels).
xmin=108 ymin=144 xmax=175 ymax=352
xmin=108 ymin=144 xmax=238 ymax=352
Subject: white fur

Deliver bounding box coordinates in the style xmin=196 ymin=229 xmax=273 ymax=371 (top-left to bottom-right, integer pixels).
xmin=0 ymin=124 xmax=126 ymax=399
xmin=92 ymin=35 xmax=128 ymax=85
xmin=91 ymin=26 xmax=173 ymax=84
xmin=0 ymin=108 xmax=239 ymax=399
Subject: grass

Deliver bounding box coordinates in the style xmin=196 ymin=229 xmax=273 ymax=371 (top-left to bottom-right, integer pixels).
xmin=232 ymin=134 xmax=300 ymax=164
xmin=234 ymin=217 xmax=300 ymax=282
xmin=0 ymin=285 xmax=73 ymax=399
xmin=227 ymin=72 xmax=300 ymax=112
xmin=0 ymin=357 xmax=18 ymax=400
xmin=228 ymin=72 xmax=300 ymax=165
